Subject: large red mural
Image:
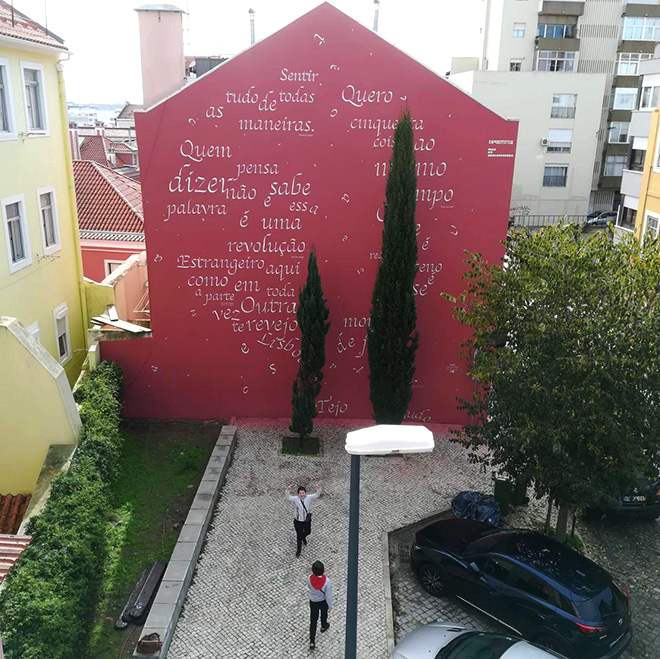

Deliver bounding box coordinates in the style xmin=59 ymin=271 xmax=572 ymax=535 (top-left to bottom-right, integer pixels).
xmin=102 ymin=3 xmax=517 ymax=423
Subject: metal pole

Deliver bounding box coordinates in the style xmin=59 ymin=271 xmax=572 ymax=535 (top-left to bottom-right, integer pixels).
xmin=344 ymin=454 xmax=360 ymax=659
xmin=249 ymin=8 xmax=256 ymax=46
xmin=373 ymin=0 xmax=380 ymax=33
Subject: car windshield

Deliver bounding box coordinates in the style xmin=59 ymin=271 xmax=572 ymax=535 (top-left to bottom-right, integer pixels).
xmin=576 ymin=586 xmax=626 ymax=621
xmin=436 ymin=632 xmax=518 ymax=659
xmin=463 ymin=531 xmax=509 ymax=556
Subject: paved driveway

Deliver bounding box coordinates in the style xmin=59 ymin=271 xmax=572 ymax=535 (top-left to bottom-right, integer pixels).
xmin=168 ymin=419 xmax=490 ymax=658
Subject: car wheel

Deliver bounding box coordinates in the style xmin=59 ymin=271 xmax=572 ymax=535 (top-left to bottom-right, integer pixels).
xmin=417 ymin=563 xmax=446 ymax=597
xmin=534 ymin=634 xmax=574 ymax=658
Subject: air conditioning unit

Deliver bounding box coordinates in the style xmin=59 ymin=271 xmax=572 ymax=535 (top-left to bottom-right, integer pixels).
xmin=541 ymin=138 xmax=549 ymax=146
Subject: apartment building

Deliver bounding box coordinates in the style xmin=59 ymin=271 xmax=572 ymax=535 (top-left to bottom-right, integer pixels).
xmin=451 ymin=0 xmax=660 ymax=219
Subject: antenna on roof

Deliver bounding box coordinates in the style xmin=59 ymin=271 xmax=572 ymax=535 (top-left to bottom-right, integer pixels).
xmin=373 ymin=0 xmax=380 ymax=33
xmin=44 ymin=0 xmax=49 ymax=36
xmin=10 ymin=0 xmax=15 ymax=26
xmin=249 ymin=8 xmax=256 ymax=46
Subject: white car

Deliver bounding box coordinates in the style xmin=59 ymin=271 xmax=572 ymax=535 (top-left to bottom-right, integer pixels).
xmin=393 ymin=623 xmax=565 ymax=659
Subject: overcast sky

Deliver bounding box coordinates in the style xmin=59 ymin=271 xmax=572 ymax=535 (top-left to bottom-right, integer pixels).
xmin=15 ymin=0 xmax=485 ymax=104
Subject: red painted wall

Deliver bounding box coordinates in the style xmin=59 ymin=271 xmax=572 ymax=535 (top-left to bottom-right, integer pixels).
xmin=81 ymin=241 xmax=145 ymax=282
xmin=102 ymin=3 xmax=516 ymax=423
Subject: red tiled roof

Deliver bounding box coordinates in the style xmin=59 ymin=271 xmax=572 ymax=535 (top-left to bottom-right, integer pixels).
xmin=0 ymin=494 xmax=31 ymax=535
xmin=73 ymin=160 xmax=144 ymax=235
xmin=0 ymin=534 xmax=32 ymax=585
xmin=79 ymin=135 xmax=115 ymax=168
xmin=0 ymin=1 xmax=66 ymax=50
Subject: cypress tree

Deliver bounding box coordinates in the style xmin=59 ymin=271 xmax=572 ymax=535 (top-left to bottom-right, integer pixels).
xmin=367 ymin=111 xmax=419 ymax=424
xmin=290 ymin=249 xmax=331 ymax=439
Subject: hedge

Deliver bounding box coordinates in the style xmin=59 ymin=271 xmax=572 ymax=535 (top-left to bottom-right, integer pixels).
xmin=0 ymin=361 xmax=123 ymax=659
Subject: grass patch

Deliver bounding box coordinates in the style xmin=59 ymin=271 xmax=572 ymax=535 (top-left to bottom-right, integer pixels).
xmin=281 ymin=436 xmax=321 ymax=456
xmin=87 ymin=419 xmax=221 ymax=659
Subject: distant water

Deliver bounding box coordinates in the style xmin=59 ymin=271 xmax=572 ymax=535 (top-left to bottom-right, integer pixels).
xmin=68 ymin=106 xmax=123 ymax=127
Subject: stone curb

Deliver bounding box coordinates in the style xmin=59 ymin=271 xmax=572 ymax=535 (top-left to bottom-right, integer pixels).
xmin=133 ymin=425 xmax=237 ymax=659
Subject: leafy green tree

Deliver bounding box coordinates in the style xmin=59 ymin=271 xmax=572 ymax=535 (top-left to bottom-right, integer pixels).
xmin=450 ymin=225 xmax=660 ymax=540
xmin=290 ymin=250 xmax=330 ymax=439
xmin=367 ymin=112 xmax=420 ymax=424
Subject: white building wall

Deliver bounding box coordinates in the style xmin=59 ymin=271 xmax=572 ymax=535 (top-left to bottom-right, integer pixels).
xmin=484 ymin=0 xmax=540 ymax=71
xmin=451 ymin=70 xmax=607 ymax=215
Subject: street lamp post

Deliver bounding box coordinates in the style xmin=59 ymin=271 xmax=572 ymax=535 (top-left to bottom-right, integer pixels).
xmin=343 ymin=425 xmax=434 ymax=659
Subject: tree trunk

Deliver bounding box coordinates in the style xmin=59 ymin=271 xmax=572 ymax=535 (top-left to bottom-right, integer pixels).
xmin=544 ymin=498 xmax=553 ymax=535
xmin=555 ymin=504 xmax=569 ymax=543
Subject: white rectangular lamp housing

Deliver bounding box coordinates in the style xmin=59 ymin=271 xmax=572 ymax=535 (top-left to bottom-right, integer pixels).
xmin=345 ymin=425 xmax=434 ymax=455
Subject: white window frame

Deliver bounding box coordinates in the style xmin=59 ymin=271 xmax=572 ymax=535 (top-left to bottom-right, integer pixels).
xmin=20 ymin=61 xmax=48 ymax=136
xmin=535 ymin=51 xmax=576 ymax=72
xmin=616 ymin=52 xmax=652 ymax=76
xmin=542 ymin=165 xmax=568 ymax=187
xmin=642 ymin=210 xmax=660 ymax=241
xmin=608 ymin=121 xmax=631 ymax=144
xmin=26 ymin=321 xmax=40 ymax=343
xmin=513 ymin=22 xmax=526 ymax=38
xmin=510 ymin=59 xmax=523 ymax=71
xmin=550 ymin=93 xmax=577 ymax=118
xmin=622 ymin=17 xmax=660 ymax=41
xmin=547 ymin=128 xmax=573 ymax=153
xmin=0 ymin=58 xmax=17 ymax=141
xmin=36 ymin=185 xmax=61 ymax=255
xmin=612 ymin=87 xmax=638 ymax=110
xmin=604 ymin=154 xmax=627 ymax=177
xmin=104 ymin=259 xmax=124 ymax=277
xmin=653 ymin=127 xmax=660 ymax=174
xmin=639 ymin=85 xmax=660 ymax=110
xmin=1 ymin=193 xmax=32 ymax=273
xmin=53 ymin=302 xmax=71 ymax=365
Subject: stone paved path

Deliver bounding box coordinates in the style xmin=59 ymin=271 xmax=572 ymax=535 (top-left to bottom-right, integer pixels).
xmin=169 ymin=419 xmax=489 ymax=658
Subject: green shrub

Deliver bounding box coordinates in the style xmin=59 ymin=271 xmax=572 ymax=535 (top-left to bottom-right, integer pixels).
xmin=0 ymin=361 xmax=123 ymax=659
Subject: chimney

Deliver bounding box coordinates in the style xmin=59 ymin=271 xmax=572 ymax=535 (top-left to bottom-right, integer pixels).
xmin=69 ymin=128 xmax=81 ymax=160
xmin=249 ymin=8 xmax=256 ymax=46
xmin=135 ymin=4 xmax=185 ymax=108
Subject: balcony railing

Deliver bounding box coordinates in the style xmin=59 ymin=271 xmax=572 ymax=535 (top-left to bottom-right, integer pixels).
xmin=511 ymin=214 xmax=587 ymax=229
xmin=550 ymin=107 xmax=576 ymax=118
xmin=542 ymin=175 xmax=568 ymax=187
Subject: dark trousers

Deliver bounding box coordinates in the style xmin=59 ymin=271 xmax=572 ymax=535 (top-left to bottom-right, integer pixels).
xmin=309 ymin=600 xmax=328 ymax=643
xmin=294 ymin=518 xmax=311 ymax=553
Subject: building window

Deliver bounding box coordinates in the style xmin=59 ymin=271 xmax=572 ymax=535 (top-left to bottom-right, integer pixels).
xmin=537 ymin=24 xmax=575 ymax=39
xmin=536 ymin=51 xmax=576 ymax=72
xmin=612 ymin=87 xmax=637 ymax=110
xmin=1 ymin=194 xmax=31 ymax=273
xmin=105 ymin=260 xmax=124 ymax=276
xmin=619 ymin=207 xmax=637 ymax=230
xmin=547 ymin=128 xmax=573 ymax=152
xmin=640 ymin=86 xmax=660 ymax=110
xmin=629 ymin=149 xmax=645 ymax=172
xmin=616 ymin=52 xmax=652 ymax=75
xmin=643 ymin=212 xmax=660 ymax=241
xmin=37 ymin=187 xmax=60 ymax=254
xmin=608 ymin=121 xmax=630 ymax=143
xmin=550 ymin=93 xmax=577 ymax=118
xmin=510 ymin=59 xmax=522 ymax=71
xmin=543 ymin=165 xmax=568 ymax=187
xmin=513 ymin=22 xmax=526 ymax=38
xmin=20 ymin=62 xmax=47 ymax=134
xmin=604 ymin=155 xmax=627 ymax=177
xmin=622 ymin=17 xmax=660 ymax=41
xmin=0 ymin=58 xmax=16 ymax=139
xmin=53 ymin=302 xmax=71 ymax=364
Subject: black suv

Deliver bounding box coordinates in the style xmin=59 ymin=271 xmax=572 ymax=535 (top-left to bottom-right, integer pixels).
xmin=411 ymin=519 xmax=632 ymax=659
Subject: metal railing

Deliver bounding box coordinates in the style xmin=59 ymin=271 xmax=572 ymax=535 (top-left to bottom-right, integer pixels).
xmin=510 ymin=214 xmax=588 ymax=229
xmin=542 ymin=175 xmax=568 ymax=187
xmin=546 ymin=141 xmax=572 ymax=153
xmin=550 ymin=107 xmax=576 ymax=119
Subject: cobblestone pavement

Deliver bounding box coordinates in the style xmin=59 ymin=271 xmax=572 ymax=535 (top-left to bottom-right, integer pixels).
xmin=390 ymin=504 xmax=659 ymax=659
xmin=169 ymin=419 xmax=492 ymax=659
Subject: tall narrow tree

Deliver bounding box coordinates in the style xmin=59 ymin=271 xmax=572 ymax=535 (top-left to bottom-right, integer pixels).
xmin=367 ymin=111 xmax=419 ymax=424
xmin=290 ymin=249 xmax=331 ymax=439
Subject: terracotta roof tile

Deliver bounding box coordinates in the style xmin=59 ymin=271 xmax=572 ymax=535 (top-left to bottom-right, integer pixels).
xmin=0 ymin=494 xmax=31 ymax=535
xmin=0 ymin=534 xmax=32 ymax=585
xmin=0 ymin=1 xmax=66 ymax=50
xmin=73 ymin=160 xmax=144 ymax=235
xmin=79 ymin=135 xmax=115 ymax=168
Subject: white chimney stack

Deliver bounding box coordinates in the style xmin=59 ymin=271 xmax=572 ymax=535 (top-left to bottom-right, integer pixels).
xmin=135 ymin=4 xmax=185 ymax=108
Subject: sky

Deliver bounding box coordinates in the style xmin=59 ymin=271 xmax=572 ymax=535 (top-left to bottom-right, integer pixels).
xmin=14 ymin=0 xmax=485 ymax=104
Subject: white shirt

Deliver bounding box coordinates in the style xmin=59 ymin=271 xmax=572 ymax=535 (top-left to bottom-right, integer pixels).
xmin=285 ymin=489 xmax=320 ymax=521
xmin=308 ymin=576 xmax=333 ymax=608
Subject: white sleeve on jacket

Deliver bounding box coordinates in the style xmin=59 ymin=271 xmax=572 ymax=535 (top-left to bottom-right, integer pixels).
xmin=308 ymin=488 xmax=321 ymax=501
xmin=325 ymin=578 xmax=333 ymax=608
xmin=285 ymin=491 xmax=297 ymax=502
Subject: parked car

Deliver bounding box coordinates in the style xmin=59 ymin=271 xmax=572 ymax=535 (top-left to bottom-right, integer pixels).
xmin=584 ymin=211 xmax=617 ymax=228
xmin=410 ymin=519 xmax=632 ymax=659
xmin=585 ymin=475 xmax=660 ymax=521
xmin=393 ymin=623 xmax=565 ymax=658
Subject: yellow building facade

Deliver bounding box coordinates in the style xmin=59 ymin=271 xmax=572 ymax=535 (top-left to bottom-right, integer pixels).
xmin=0 ymin=19 xmax=88 ymax=386
xmin=634 ymin=107 xmax=660 ymax=243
